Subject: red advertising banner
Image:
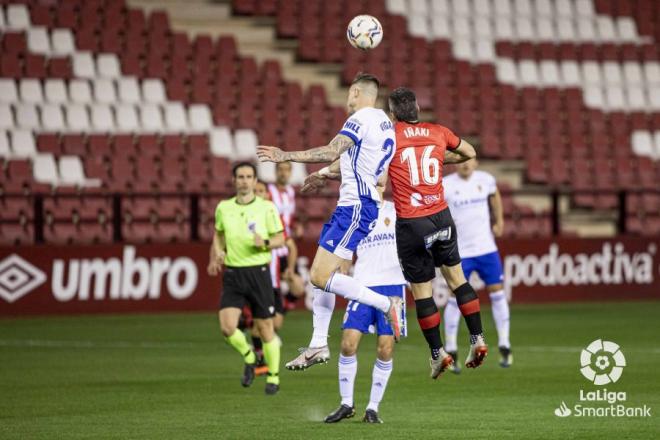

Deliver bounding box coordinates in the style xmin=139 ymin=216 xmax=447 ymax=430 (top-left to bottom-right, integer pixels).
xmin=0 ymin=237 xmax=658 ymax=316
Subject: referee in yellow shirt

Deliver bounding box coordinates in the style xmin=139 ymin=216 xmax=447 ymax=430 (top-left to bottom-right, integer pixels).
xmin=208 ymin=162 xmax=285 ymax=395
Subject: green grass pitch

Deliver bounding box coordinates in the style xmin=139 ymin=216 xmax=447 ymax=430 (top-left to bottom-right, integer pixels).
xmin=1 ymin=302 xmax=659 ymax=439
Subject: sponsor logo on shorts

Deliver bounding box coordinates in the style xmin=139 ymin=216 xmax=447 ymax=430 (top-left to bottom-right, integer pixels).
xmin=424 ymin=227 xmax=452 ymax=248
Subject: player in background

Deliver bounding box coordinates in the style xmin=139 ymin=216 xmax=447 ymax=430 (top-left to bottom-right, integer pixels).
xmin=387 ymin=87 xmax=488 ymax=378
xmin=324 ymin=196 xmax=406 ymax=424
xmin=442 ymin=160 xmax=512 ymax=371
xmin=208 ymin=163 xmax=284 ymax=394
xmin=267 ymin=162 xmax=306 ymax=308
xmin=250 ymin=179 xmax=299 ymax=374
xmin=257 ymin=73 xmax=403 ymax=370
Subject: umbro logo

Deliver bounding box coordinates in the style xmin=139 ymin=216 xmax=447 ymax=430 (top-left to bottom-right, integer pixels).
xmin=0 ymin=254 xmax=46 ymax=303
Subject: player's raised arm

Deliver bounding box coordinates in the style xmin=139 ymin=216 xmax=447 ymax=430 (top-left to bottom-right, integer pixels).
xmin=489 ymin=186 xmax=505 ymax=237
xmin=444 ymin=138 xmax=477 ymax=164
xmin=257 ymin=134 xmax=355 ymax=164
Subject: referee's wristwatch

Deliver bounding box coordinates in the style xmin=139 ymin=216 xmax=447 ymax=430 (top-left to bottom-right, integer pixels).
xmin=264 ymin=239 xmax=270 ymax=249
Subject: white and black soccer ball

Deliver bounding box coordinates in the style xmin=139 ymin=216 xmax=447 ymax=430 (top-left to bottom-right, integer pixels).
xmin=346 ymin=15 xmax=383 ymax=51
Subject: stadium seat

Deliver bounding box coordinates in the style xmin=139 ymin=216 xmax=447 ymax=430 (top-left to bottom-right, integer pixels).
xmin=69 ymin=79 xmax=93 ymax=104
xmin=210 ymin=127 xmax=234 ymax=158
xmin=72 ymin=52 xmax=96 ymax=78
xmin=0 ymin=79 xmax=18 ymax=103
xmin=65 ymin=104 xmax=91 ymax=131
xmin=51 ymin=29 xmax=76 ymax=55
xmin=44 ymin=79 xmax=68 ymax=104
xmin=33 ymin=153 xmax=59 ymax=184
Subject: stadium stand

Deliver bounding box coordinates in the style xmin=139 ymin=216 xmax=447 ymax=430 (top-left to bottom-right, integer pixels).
xmin=0 ymin=0 xmax=658 ymax=245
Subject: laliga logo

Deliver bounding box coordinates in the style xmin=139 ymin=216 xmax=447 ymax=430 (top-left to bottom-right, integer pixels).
xmin=580 ymin=339 xmax=626 ymax=386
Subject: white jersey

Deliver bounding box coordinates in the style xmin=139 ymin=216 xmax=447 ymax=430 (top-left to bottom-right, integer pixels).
xmin=337 ymin=107 xmax=395 ymax=206
xmin=443 ymin=170 xmax=499 ymax=259
xmin=354 ymin=201 xmax=407 ymax=286
xmin=268 ymin=183 xmax=294 ymax=258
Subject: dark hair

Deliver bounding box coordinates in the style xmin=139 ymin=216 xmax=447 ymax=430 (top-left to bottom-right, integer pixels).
xmin=275 ymin=161 xmax=291 ymax=170
xmin=388 ymin=87 xmax=419 ymax=123
xmin=256 ymin=179 xmax=267 ymax=186
xmin=232 ymin=161 xmax=257 ymax=178
xmin=351 ymin=72 xmax=380 ymax=89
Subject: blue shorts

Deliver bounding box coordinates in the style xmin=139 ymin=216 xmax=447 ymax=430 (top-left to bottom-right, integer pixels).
xmin=462 ymin=251 xmax=504 ymax=287
xmin=318 ymin=197 xmax=379 ymax=260
xmin=342 ymin=284 xmax=407 ymax=337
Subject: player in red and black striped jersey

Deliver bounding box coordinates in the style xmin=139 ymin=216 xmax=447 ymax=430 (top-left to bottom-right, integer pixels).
xmin=387 ymin=87 xmax=488 ymax=378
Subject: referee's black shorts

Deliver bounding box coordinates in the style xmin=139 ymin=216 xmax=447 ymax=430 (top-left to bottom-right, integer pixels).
xmin=220 ymin=265 xmax=275 ymax=319
xmin=395 ymin=207 xmax=461 ymax=284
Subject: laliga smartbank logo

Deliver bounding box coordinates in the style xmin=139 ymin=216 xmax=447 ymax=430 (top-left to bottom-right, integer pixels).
xmin=554 ymin=339 xmax=651 ymax=418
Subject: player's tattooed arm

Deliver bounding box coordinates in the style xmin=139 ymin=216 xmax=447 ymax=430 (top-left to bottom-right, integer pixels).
xmin=257 ymin=134 xmax=354 ymax=163
xmin=444 ymin=138 xmax=477 ymax=164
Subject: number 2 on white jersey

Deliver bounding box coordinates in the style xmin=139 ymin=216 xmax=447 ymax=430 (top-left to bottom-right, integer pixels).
xmin=401 ymin=145 xmax=439 ymax=186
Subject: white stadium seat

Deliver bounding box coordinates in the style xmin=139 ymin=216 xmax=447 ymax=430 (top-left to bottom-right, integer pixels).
xmin=472 ymin=0 xmax=492 ymax=17
xmin=33 ymin=153 xmax=59 ymax=185
xmin=519 ymin=60 xmax=540 ymax=86
xmin=6 ymin=4 xmax=29 ymax=30
xmin=493 ymin=0 xmax=512 ymax=17
xmin=96 ymin=54 xmax=121 ymax=78
xmin=234 ymin=129 xmax=258 ymax=161
xmin=631 ymin=131 xmax=655 ymax=158
xmin=431 ymin=16 xmax=451 ymax=39
xmin=142 ymin=79 xmax=166 ymax=103
xmin=0 ymin=131 xmax=9 ymax=158
xmin=513 ymin=0 xmax=532 ymax=17
xmin=452 ymin=38 xmax=474 ymax=60
xmin=0 ymin=79 xmax=18 ymax=103
xmin=19 ymin=79 xmax=44 ymax=104
xmin=65 ymin=104 xmax=91 ymax=132
xmin=139 ymin=104 xmax=164 ymax=131
xmin=409 ymin=0 xmax=428 ymax=15
xmin=649 ymin=87 xmax=660 ymax=111
xmin=163 ymin=103 xmax=188 ymax=132
xmin=556 ymin=19 xmax=576 ymax=42
xmin=605 ymin=86 xmax=625 ymax=111
xmin=576 ymin=17 xmax=597 ymax=42
xmin=581 ymin=61 xmax=603 ymax=86
xmin=44 ymin=79 xmax=68 ymax=104
xmin=450 ymin=0 xmax=471 ymax=17
xmin=654 ymin=133 xmax=660 ymax=159
xmin=408 ymin=14 xmax=430 ymax=38
xmin=474 ymin=17 xmax=493 ymax=39
xmin=92 ymin=79 xmax=117 ymax=104
xmin=494 ymin=19 xmax=514 ymax=39
xmin=27 ymin=27 xmax=50 ymax=54
xmin=59 ymin=155 xmax=101 ymax=187
xmin=385 ymin=0 xmax=406 ymax=15
xmin=69 ymin=80 xmax=93 ymax=104
xmin=622 ymin=61 xmax=643 ymax=85
xmin=539 ymin=60 xmax=561 ymax=86
xmin=534 ymin=0 xmax=553 ymax=17
xmin=560 ymin=60 xmax=582 ymax=86
xmin=0 ymin=104 xmax=13 ymax=129
xmin=51 ymin=29 xmax=75 ymax=55
xmin=536 ymin=17 xmax=555 ymax=40
xmin=257 ymin=161 xmax=276 ymax=183
xmin=475 ymin=40 xmax=496 ymax=62
xmin=596 ymin=16 xmax=616 ymax=42
xmin=15 ymin=103 xmax=40 ymax=129
xmin=41 ymin=104 xmax=66 ymax=131
xmin=583 ymin=86 xmax=605 ymax=109
xmin=643 ymin=62 xmax=660 ymax=86
xmin=72 ymin=52 xmax=96 ymax=78
xmin=616 ymin=17 xmax=638 ymax=42
xmin=430 ymin=0 xmax=449 ymax=14
xmin=290 ymin=163 xmax=307 ymax=186
xmin=602 ymin=62 xmax=622 ymax=86
xmin=91 ymin=105 xmax=115 ymax=131
xmin=114 ymin=104 xmax=140 ymax=131
xmin=626 ymin=87 xmax=647 ymax=111
xmin=555 ymin=0 xmax=574 ymax=18
xmin=10 ymin=130 xmax=37 ymax=158
xmin=575 ymin=0 xmax=595 ymax=17
xmin=117 ymin=78 xmax=141 ymax=103
xmin=514 ymin=17 xmax=535 ymax=41
xmin=496 ymin=59 xmax=518 ymax=84
xmin=210 ymin=127 xmax=234 ymax=158
xmin=188 ymin=104 xmax=213 ymax=132
xmin=452 ymin=16 xmax=471 ymax=39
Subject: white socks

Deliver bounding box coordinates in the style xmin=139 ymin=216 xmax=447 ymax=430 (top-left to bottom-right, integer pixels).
xmin=367 ymin=359 xmax=393 ymax=412
xmin=309 ymin=287 xmax=335 ymax=348
xmin=489 ymin=290 xmax=511 ymax=349
xmin=338 ymin=354 xmax=357 ymax=407
xmin=443 ymin=297 xmax=461 ymax=352
xmin=327 ymin=273 xmax=391 ymax=313
xmin=338 ymin=355 xmax=393 ymax=412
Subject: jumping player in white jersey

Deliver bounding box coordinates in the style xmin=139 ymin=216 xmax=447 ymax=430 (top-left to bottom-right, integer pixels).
xmin=442 ymin=159 xmax=512 ymax=370
xmin=324 ymin=199 xmax=406 ymax=424
xmin=257 ymin=73 xmax=402 ymax=370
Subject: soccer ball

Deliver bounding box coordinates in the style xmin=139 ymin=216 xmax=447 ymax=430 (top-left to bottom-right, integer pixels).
xmin=346 ymin=15 xmax=383 ymax=51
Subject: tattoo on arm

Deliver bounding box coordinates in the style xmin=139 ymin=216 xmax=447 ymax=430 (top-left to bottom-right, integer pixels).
xmin=285 ymin=134 xmax=354 ymax=163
